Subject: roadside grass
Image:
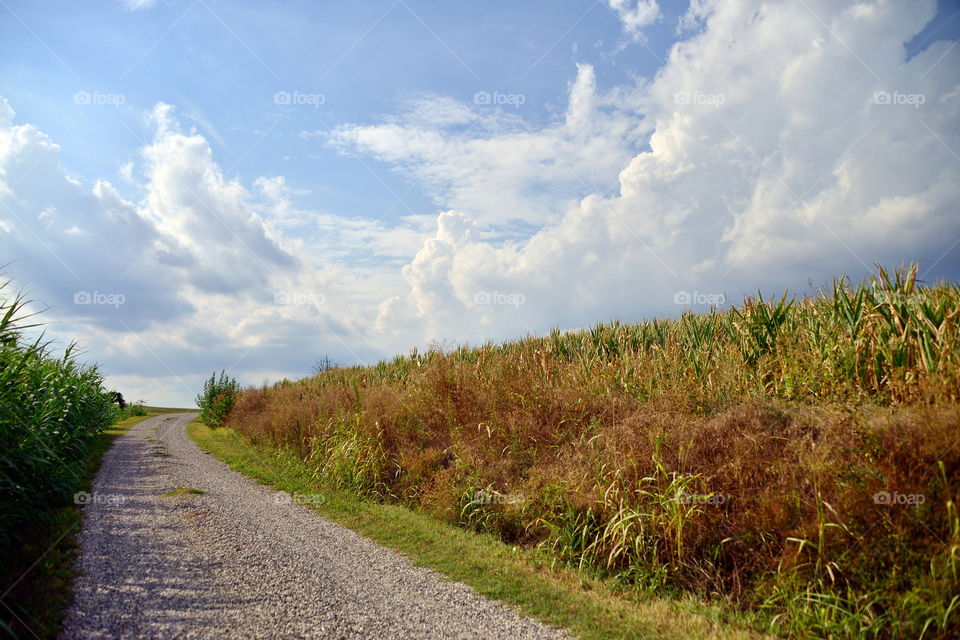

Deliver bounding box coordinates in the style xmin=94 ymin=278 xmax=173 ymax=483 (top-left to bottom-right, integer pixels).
xmin=143 ymin=406 xmax=196 ymax=414
xmin=188 ymin=419 xmax=765 ymax=640
xmin=1 ymin=413 xmax=151 ymax=637
xmin=1 ymin=410 xmax=167 ymax=640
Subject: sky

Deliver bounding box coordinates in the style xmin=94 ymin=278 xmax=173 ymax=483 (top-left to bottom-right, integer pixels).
xmin=1 ymin=0 xmax=959 ymax=408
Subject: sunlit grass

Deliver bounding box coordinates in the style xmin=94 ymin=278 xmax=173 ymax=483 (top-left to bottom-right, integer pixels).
xmin=189 ymin=420 xmax=765 ymax=640
xmin=162 ymin=487 xmax=205 ymax=497
xmin=224 ymin=264 xmax=960 ymax=638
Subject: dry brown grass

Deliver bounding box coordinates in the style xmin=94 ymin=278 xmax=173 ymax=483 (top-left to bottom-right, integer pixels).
xmin=225 ymin=265 xmax=960 ymax=638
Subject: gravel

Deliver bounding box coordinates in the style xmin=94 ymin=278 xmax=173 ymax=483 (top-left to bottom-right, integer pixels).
xmin=60 ymin=413 xmax=569 ymax=639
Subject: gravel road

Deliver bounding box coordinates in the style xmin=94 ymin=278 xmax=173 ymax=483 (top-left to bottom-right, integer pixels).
xmin=61 ymin=413 xmax=569 ymax=639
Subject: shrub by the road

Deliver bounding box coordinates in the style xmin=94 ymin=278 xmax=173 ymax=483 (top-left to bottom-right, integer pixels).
xmin=124 ymin=401 xmax=149 ymax=417
xmin=196 ymin=370 xmax=240 ymax=427
xmin=226 ymin=264 xmax=960 ymax=638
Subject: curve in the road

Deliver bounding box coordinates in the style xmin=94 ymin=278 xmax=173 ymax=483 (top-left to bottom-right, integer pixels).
xmin=61 ymin=413 xmax=569 ymax=639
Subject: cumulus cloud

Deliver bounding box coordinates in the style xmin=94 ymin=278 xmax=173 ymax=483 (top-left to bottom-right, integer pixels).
xmin=140 ymin=103 xmax=297 ymax=294
xmin=0 ymin=97 xmax=190 ymax=331
xmin=366 ymin=0 xmax=960 ymax=345
xmin=608 ymin=0 xmax=661 ymax=40
xmin=325 ymin=64 xmax=650 ymax=230
xmin=0 ymin=98 xmax=415 ymax=405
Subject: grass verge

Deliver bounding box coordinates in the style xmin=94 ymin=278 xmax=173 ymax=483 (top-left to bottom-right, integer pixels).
xmin=1 ymin=411 xmax=166 ymax=639
xmin=188 ymin=419 xmax=765 ymax=640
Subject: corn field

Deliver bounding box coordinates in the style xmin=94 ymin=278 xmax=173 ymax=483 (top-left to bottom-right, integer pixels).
xmin=0 ymin=280 xmax=119 ymax=555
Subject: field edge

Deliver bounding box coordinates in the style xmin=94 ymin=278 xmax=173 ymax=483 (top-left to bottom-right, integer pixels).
xmin=187 ymin=419 xmax=768 ymax=640
xmin=1 ymin=410 xmax=171 ymax=639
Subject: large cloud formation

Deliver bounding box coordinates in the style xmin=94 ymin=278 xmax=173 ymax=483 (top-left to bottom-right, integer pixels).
xmin=0 ymin=99 xmax=409 ymax=404
xmin=358 ymin=0 xmax=960 ymax=343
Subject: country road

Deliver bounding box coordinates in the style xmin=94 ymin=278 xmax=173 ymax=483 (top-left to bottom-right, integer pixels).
xmin=61 ymin=413 xmax=568 ymax=639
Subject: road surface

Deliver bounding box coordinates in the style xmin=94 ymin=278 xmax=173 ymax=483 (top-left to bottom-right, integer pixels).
xmin=61 ymin=413 xmax=568 ymax=639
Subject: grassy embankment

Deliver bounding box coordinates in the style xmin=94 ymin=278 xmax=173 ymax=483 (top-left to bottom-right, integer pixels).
xmin=213 ymin=264 xmax=958 ymax=638
xmin=190 ymin=419 xmax=761 ymax=640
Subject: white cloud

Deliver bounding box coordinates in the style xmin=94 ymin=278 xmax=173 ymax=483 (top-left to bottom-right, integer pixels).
xmin=0 ymin=99 xmax=417 ymax=406
xmin=608 ymin=0 xmax=661 ymax=41
xmin=140 ymin=103 xmax=297 ymax=294
xmin=369 ymin=0 xmax=960 ymax=344
xmin=117 ymin=0 xmax=157 ymax=10
xmin=327 ymin=65 xmax=650 ymax=230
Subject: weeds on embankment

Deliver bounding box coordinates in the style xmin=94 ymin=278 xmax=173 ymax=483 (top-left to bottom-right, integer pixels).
xmin=226 ymin=265 xmax=960 ymax=638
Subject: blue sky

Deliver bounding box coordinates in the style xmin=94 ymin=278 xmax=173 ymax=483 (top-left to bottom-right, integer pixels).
xmin=1 ymin=0 xmax=959 ymax=406
xmin=2 ymin=0 xmax=672 ymax=216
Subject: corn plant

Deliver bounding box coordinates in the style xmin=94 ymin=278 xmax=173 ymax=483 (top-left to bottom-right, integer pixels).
xmin=0 ymin=280 xmax=119 ymax=552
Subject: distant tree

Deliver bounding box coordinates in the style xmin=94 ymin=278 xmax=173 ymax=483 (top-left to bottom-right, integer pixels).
xmin=311 ymin=355 xmax=340 ymax=374
xmin=111 ymin=391 xmax=127 ymax=409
